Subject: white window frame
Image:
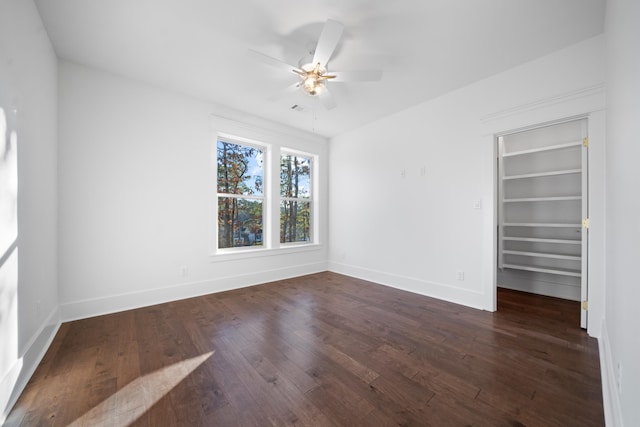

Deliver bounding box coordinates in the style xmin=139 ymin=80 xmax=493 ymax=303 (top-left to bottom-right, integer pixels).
xmin=210 ymin=116 xmax=322 ymax=261
xmin=215 ymin=134 xmax=268 ymax=253
xmin=279 ymin=148 xmax=317 ymax=246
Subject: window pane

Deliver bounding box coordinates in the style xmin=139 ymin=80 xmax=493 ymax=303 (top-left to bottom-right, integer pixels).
xmin=280 ymin=155 xmax=311 ymax=198
xmin=280 ymin=200 xmax=311 ymax=243
xmin=217 ymin=140 xmax=263 ymax=196
xmin=218 ymin=197 xmax=263 ymax=248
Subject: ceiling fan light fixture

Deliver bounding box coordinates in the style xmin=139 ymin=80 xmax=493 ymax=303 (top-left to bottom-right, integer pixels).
xmin=303 ymin=74 xmax=323 ymax=96
xmin=300 ymin=63 xmax=322 ymax=96
xmin=249 ymin=19 xmax=380 ymax=109
xmin=300 ymin=62 xmax=330 ymax=96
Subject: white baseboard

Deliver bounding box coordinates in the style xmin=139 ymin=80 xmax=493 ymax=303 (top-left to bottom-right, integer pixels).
xmin=497 ymin=270 xmax=581 ymax=301
xmin=61 ymin=261 xmax=328 ymax=322
xmin=497 ymin=281 xmax=580 ymax=301
xmin=599 ymin=321 xmax=623 ymax=427
xmin=328 ymin=261 xmax=487 ymax=310
xmin=1 ymin=307 xmax=60 ymax=425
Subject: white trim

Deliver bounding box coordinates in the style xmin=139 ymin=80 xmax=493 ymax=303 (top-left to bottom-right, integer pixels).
xmin=480 ymin=85 xmax=605 ymax=139
xmin=215 ymin=137 xmax=268 ymax=252
xmin=328 ymin=261 xmax=487 ymax=311
xmin=497 ymin=275 xmax=581 ymax=301
xmin=279 ymin=149 xmax=317 ymax=245
xmin=599 ymin=321 xmax=623 ymax=427
xmin=0 ymin=360 xmax=22 ymax=425
xmin=211 ymin=243 xmax=322 ymax=262
xmin=60 ymin=261 xmax=328 ymax=322
xmin=480 ymin=84 xmax=605 ymax=124
xmin=1 ymin=307 xmax=60 ymax=425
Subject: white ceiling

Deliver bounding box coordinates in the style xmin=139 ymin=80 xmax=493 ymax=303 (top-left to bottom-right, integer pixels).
xmin=34 ymin=0 xmax=605 ymax=138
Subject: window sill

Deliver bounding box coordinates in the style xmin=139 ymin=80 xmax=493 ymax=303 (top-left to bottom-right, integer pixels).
xmin=210 ymin=243 xmax=322 ymax=263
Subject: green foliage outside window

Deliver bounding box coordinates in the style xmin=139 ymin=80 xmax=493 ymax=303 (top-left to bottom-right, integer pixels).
xmin=217 ymin=140 xmax=263 ymax=248
xmin=280 ymin=154 xmax=311 ymax=243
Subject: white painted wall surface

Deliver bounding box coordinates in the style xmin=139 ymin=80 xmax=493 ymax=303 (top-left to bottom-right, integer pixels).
xmin=603 ymin=0 xmax=640 ymax=425
xmin=57 ymin=61 xmax=328 ymax=320
xmin=329 ymin=35 xmax=605 ymax=314
xmin=0 ymin=0 xmax=59 ymax=422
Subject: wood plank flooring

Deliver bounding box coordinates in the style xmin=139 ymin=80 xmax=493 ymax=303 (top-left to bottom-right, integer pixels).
xmin=5 ymin=272 xmax=604 ymax=426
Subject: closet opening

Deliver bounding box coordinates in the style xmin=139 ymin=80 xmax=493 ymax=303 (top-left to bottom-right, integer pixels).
xmin=496 ymin=117 xmax=588 ymax=328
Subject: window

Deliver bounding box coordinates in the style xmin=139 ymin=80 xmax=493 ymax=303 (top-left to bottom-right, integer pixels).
xmin=216 ymin=138 xmax=264 ymax=249
xmin=280 ymin=152 xmax=312 ymax=244
xmin=212 ymin=117 xmax=322 ymax=257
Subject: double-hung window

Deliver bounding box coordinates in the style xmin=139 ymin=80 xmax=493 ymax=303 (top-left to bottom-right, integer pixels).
xmin=216 ymin=138 xmax=264 ymax=249
xmin=280 ymin=152 xmax=313 ymax=244
xmin=213 ymin=118 xmax=320 ymax=256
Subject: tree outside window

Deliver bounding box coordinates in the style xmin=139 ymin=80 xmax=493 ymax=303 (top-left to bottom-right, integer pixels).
xmin=217 ymin=139 xmax=264 ymax=249
xmin=280 ymin=153 xmax=312 ymax=243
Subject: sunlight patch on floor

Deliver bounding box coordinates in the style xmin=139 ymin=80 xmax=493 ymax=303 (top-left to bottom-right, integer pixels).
xmin=68 ymin=351 xmax=213 ymax=426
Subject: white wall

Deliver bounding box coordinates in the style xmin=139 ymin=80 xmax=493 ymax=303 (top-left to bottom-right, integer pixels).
xmin=329 ymin=36 xmax=605 ymax=315
xmin=602 ymin=0 xmax=640 ymax=425
xmin=0 ymin=0 xmax=59 ymax=422
xmin=57 ymin=61 xmax=328 ymax=320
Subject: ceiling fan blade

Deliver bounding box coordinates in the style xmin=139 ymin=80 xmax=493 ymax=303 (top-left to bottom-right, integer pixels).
xmin=329 ymin=70 xmax=383 ymax=82
xmin=318 ymin=87 xmax=337 ymax=110
xmin=312 ymin=20 xmax=344 ymax=67
xmin=247 ymin=49 xmax=303 ymax=75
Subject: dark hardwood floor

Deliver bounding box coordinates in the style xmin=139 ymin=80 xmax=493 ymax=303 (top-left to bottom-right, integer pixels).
xmin=5 ymin=272 xmax=604 ymax=426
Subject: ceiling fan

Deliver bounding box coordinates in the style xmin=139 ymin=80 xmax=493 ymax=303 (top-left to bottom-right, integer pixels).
xmin=248 ymin=19 xmax=383 ymax=110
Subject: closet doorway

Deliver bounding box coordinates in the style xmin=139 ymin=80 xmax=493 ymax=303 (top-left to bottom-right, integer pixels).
xmin=496 ymin=117 xmax=588 ymax=328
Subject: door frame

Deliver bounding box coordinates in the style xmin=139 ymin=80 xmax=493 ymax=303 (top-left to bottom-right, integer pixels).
xmin=493 ymin=114 xmax=589 ymax=328
xmin=480 ymin=84 xmax=605 ymax=337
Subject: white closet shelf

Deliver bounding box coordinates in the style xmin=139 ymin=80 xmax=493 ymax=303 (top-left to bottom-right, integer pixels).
xmin=503 ymin=237 xmax=581 ymax=245
xmin=502 ymin=140 xmax=582 ymax=157
xmin=503 ymin=250 xmax=581 ymax=261
xmin=502 ymin=264 xmax=581 ymax=277
xmin=498 ymin=119 xmax=586 ymax=307
xmin=503 ymin=222 xmax=581 ymax=228
xmin=503 ymin=196 xmax=581 ymax=202
xmin=502 ymin=169 xmax=582 ymax=180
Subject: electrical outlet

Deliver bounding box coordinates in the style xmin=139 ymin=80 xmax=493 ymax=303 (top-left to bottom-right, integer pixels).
xmin=400 ymin=169 xmax=406 ymax=179
xmin=181 ymin=266 xmax=189 ymax=277
xmin=456 ymin=271 xmax=465 ymax=281
xmin=617 ymin=363 xmax=622 ymax=394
